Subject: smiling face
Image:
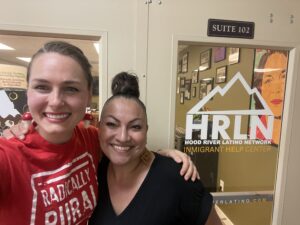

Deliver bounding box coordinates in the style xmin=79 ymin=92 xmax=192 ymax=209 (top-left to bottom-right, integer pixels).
xmin=27 ymin=52 xmax=91 ymax=143
xmin=261 ymin=52 xmax=287 ymax=117
xmin=99 ymin=97 xmax=148 ymax=166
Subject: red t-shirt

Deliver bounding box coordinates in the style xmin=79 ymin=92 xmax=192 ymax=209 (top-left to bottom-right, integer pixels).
xmin=0 ymin=124 xmax=101 ymax=225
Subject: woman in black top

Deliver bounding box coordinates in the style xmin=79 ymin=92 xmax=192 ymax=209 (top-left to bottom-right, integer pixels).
xmin=89 ymin=72 xmax=222 ymax=225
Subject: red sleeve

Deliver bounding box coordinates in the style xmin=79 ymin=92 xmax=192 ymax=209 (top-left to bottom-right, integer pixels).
xmin=0 ymin=139 xmax=11 ymax=200
xmin=76 ymin=123 xmax=102 ymax=163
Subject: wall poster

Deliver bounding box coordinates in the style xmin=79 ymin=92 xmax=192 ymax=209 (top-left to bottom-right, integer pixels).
xmin=0 ymin=64 xmax=27 ymax=136
xmin=250 ymin=49 xmax=288 ymax=146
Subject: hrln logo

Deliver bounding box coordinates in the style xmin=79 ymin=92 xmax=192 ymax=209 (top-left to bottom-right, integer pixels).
xmin=185 ymin=114 xmax=274 ymax=140
xmin=185 ymin=72 xmax=274 ymax=140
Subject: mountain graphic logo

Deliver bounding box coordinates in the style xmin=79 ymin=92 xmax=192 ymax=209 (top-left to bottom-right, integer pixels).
xmin=187 ymin=72 xmax=273 ymax=116
xmin=185 ymin=72 xmax=274 ymax=140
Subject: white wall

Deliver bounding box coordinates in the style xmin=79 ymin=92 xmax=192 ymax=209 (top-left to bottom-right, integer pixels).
xmin=281 ymin=48 xmax=300 ymax=225
xmin=0 ymin=0 xmax=299 ymax=224
xmin=0 ymin=0 xmax=138 ymax=99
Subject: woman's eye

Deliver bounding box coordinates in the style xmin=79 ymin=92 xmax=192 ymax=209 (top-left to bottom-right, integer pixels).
xmin=34 ymin=85 xmax=50 ymax=92
xmin=263 ymin=77 xmax=272 ymax=85
xmin=131 ymin=125 xmax=142 ymax=130
xmin=106 ymin=122 xmax=117 ymax=128
xmin=64 ymin=87 xmax=79 ymax=93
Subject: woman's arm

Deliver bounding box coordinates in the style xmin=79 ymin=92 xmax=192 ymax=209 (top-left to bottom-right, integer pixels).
xmin=0 ymin=141 xmax=10 ymax=201
xmin=3 ymin=123 xmax=200 ymax=181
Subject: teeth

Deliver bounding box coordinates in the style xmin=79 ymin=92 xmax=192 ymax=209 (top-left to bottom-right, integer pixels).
xmin=113 ymin=145 xmax=130 ymax=151
xmin=46 ymin=113 xmax=69 ymax=119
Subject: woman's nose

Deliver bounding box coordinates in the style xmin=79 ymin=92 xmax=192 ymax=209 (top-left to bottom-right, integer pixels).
xmin=48 ymin=90 xmax=64 ymax=106
xmin=116 ymin=127 xmax=130 ymax=142
xmin=272 ymin=80 xmax=283 ymax=94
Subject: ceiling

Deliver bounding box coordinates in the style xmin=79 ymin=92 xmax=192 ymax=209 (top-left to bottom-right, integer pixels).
xmin=0 ymin=34 xmax=100 ymax=76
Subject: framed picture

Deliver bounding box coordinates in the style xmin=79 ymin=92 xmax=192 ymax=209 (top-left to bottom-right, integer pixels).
xmin=180 ymin=91 xmax=185 ymax=104
xmin=184 ymin=79 xmax=192 ymax=100
xmin=178 ymin=59 xmax=182 ymax=73
xmin=214 ymin=47 xmax=226 ymax=63
xmin=179 ymin=77 xmax=185 ymax=88
xmin=182 ymin=52 xmax=189 ymax=73
xmin=228 ymin=47 xmax=240 ymax=65
xmin=248 ymin=49 xmax=288 ymax=146
xmin=192 ymin=86 xmax=197 ymax=98
xmin=199 ymin=49 xmax=211 ymax=71
xmin=199 ymin=78 xmax=214 ymax=99
xmin=191 ymin=70 xmax=199 ymax=83
xmin=199 ymin=81 xmax=207 ymax=99
xmin=215 ymin=66 xmax=227 ymax=84
xmin=206 ymin=78 xmax=214 ymax=94
xmin=92 ymin=76 xmax=99 ymax=95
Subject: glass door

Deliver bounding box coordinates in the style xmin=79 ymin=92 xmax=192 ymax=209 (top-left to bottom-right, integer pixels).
xmin=175 ymin=43 xmax=289 ymax=225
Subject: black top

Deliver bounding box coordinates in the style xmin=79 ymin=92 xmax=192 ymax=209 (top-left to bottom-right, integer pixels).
xmin=89 ymin=153 xmax=212 ymax=225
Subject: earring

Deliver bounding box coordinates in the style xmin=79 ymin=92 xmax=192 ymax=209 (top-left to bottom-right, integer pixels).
xmin=21 ymin=112 xmax=33 ymax=130
xmin=83 ymin=113 xmax=94 ymax=128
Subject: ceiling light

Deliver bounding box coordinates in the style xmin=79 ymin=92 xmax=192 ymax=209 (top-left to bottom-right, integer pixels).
xmin=17 ymin=57 xmax=31 ymax=63
xmin=0 ymin=43 xmax=15 ymax=50
xmin=94 ymin=42 xmax=99 ymax=54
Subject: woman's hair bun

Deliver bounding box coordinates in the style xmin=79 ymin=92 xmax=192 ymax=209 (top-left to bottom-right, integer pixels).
xmin=111 ymin=72 xmax=140 ymax=98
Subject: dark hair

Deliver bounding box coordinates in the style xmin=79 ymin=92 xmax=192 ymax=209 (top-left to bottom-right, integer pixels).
xmin=102 ymin=72 xmax=147 ymax=121
xmin=27 ymin=41 xmax=93 ymax=90
xmin=253 ymin=50 xmax=288 ymax=109
xmin=111 ymin=72 xmax=140 ymax=97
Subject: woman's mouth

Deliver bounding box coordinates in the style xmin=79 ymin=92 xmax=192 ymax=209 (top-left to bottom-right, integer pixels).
xmin=112 ymin=145 xmax=130 ymax=152
xmin=44 ymin=113 xmax=70 ymax=121
xmin=271 ymin=99 xmax=282 ymax=105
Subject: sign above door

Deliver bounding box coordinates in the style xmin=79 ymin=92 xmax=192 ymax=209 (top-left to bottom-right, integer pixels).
xmin=207 ymin=19 xmax=255 ymax=39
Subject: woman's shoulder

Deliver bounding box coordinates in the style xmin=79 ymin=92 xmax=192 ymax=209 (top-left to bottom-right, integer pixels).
xmin=152 ymin=153 xmax=185 ymax=180
xmin=0 ymin=137 xmax=14 ymax=149
xmin=0 ymin=135 xmax=27 ymax=149
xmin=74 ymin=123 xmax=99 ymax=145
xmin=76 ymin=122 xmax=99 ymax=134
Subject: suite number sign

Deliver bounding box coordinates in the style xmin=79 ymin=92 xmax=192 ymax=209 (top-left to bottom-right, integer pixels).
xmin=207 ymin=19 xmax=255 ymax=39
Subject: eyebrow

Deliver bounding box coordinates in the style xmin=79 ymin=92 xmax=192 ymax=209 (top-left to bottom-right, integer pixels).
xmin=264 ymin=69 xmax=287 ymax=77
xmin=105 ymin=115 xmax=144 ymax=124
xmin=263 ymin=74 xmax=274 ymax=79
xmin=30 ymin=79 xmax=82 ymax=84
